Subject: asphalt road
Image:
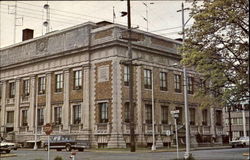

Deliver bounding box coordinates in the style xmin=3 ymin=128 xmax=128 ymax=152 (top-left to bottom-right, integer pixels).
xmin=0 ymin=148 xmax=249 ymax=160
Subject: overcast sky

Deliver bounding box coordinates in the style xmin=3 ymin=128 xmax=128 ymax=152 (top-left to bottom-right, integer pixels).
xmin=0 ymin=1 xmax=194 ymax=48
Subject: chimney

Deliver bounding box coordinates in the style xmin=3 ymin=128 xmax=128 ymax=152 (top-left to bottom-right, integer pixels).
xmin=22 ymin=29 xmax=34 ymax=41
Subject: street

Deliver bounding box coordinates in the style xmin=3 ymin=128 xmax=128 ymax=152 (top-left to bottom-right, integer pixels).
xmin=1 ymin=148 xmax=249 ymax=160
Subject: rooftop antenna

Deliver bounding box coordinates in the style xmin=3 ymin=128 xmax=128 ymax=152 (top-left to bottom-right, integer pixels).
xmin=8 ymin=1 xmax=23 ymax=44
xmin=43 ymin=2 xmax=50 ymax=34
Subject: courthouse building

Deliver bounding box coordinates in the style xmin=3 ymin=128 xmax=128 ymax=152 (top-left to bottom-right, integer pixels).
xmin=0 ymin=21 xmax=224 ymax=148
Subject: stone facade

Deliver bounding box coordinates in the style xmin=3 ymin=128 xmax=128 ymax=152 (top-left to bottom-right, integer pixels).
xmin=0 ymin=21 xmax=223 ymax=148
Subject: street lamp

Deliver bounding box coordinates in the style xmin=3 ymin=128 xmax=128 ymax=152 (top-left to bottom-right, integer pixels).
xmin=33 ymin=78 xmax=38 ymax=150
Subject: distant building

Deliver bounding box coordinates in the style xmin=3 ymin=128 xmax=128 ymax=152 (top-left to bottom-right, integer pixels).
xmin=224 ymin=103 xmax=249 ymax=140
xmin=0 ymin=21 xmax=223 ymax=148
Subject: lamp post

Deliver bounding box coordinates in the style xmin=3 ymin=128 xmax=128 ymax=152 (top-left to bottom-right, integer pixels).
xmin=33 ymin=78 xmax=38 ymax=150
xmin=151 ymin=70 xmax=156 ymax=151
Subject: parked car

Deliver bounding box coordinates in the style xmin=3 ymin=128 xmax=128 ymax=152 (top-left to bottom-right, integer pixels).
xmin=230 ymin=136 xmax=249 ymax=148
xmin=43 ymin=135 xmax=89 ymax=152
xmin=0 ymin=139 xmax=11 ymax=153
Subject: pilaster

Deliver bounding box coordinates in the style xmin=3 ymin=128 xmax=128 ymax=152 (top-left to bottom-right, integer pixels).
xmin=46 ymin=72 xmax=52 ymax=123
xmin=28 ymin=76 xmax=36 ymax=131
xmin=136 ymin=66 xmax=145 ymax=146
xmin=107 ymin=59 xmax=126 ymax=148
xmin=63 ymin=69 xmax=70 ymax=130
xmin=0 ymin=81 xmax=7 ymax=136
xmin=83 ymin=66 xmax=90 ymax=130
xmin=14 ymin=78 xmax=20 ymax=132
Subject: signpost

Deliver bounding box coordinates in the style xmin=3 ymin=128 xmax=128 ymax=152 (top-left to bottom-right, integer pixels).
xmin=43 ymin=123 xmax=52 ymax=160
xmin=171 ymin=110 xmax=179 ymax=159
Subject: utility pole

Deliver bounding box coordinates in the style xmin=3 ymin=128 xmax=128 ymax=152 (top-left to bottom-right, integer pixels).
xmin=127 ymin=0 xmax=136 ymax=152
xmin=177 ymin=2 xmax=191 ymax=159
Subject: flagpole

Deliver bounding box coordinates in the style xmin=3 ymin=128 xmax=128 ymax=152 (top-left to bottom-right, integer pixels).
xmin=113 ymin=6 xmax=116 ymax=23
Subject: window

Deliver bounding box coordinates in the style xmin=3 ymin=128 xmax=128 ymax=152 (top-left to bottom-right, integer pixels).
xmin=176 ymin=107 xmax=183 ymax=124
xmin=202 ymin=109 xmax=208 ymax=125
xmin=23 ymin=79 xmax=30 ymax=96
xmin=145 ymin=104 xmax=152 ymax=124
xmin=55 ymin=74 xmax=63 ymax=92
xmin=124 ymin=65 xmax=130 ymax=86
xmin=124 ymin=102 xmax=130 ymax=123
xmin=215 ymin=110 xmax=222 ymax=126
xmin=38 ymin=77 xmax=46 ymax=94
xmin=22 ymin=110 xmax=28 ymax=126
xmin=73 ymin=105 xmax=81 ymax=124
xmin=144 ymin=69 xmax=152 ymax=89
xmin=73 ymin=70 xmax=82 ymax=90
xmin=160 ymin=72 xmax=167 ymax=91
xmin=187 ymin=77 xmax=194 ymax=94
xmin=9 ymin=82 xmax=15 ymax=98
xmin=54 ymin=107 xmax=62 ymax=125
xmin=7 ymin=111 xmax=14 ymax=123
xmin=189 ymin=108 xmax=196 ymax=125
xmin=37 ymin=108 xmax=44 ymax=126
xmin=99 ymin=102 xmax=108 ymax=123
xmin=174 ymin=74 xmax=181 ymax=93
xmin=161 ymin=106 xmax=168 ymax=124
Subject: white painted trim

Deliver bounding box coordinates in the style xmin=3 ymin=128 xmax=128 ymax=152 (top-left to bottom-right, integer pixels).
xmin=72 ymin=67 xmax=83 ymax=71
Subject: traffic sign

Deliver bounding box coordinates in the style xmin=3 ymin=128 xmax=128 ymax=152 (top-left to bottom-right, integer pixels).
xmin=43 ymin=123 xmax=53 ymax=135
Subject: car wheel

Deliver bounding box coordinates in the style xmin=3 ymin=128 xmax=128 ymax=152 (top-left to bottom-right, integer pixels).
xmin=232 ymin=144 xmax=235 ymax=148
xmin=66 ymin=145 xmax=71 ymax=152
xmin=44 ymin=145 xmax=48 ymax=151
xmin=243 ymin=143 xmax=246 ymax=147
xmin=78 ymin=148 xmax=84 ymax=152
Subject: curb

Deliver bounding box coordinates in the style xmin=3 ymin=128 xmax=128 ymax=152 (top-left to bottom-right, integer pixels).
xmin=0 ymin=153 xmax=17 ymax=158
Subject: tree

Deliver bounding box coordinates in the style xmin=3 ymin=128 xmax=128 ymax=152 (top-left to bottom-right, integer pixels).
xmin=182 ymin=0 xmax=249 ymax=107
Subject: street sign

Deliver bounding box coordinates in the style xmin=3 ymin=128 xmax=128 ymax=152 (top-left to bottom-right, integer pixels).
xmin=43 ymin=123 xmax=53 ymax=135
xmin=170 ymin=110 xmax=179 ymax=114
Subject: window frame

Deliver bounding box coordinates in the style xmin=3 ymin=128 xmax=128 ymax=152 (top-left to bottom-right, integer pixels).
xmin=23 ymin=79 xmax=30 ymax=96
xmin=21 ymin=110 xmax=28 ymax=126
xmin=144 ymin=69 xmax=152 ymax=89
xmin=161 ymin=106 xmax=169 ymax=124
xmin=55 ymin=73 xmax=63 ymax=92
xmin=124 ymin=65 xmax=130 ymax=86
xmin=7 ymin=111 xmax=14 ymax=124
xmin=38 ymin=77 xmax=46 ymax=95
xmin=9 ymin=82 xmax=15 ymax=98
xmin=37 ymin=108 xmax=44 ymax=126
xmin=99 ymin=102 xmax=108 ymax=123
xmin=145 ymin=104 xmax=152 ymax=124
xmin=73 ymin=70 xmax=82 ymax=90
xmin=73 ymin=105 xmax=81 ymax=124
xmin=160 ymin=72 xmax=168 ymax=91
xmin=174 ymin=74 xmax=181 ymax=93
xmin=54 ymin=106 xmax=62 ymax=125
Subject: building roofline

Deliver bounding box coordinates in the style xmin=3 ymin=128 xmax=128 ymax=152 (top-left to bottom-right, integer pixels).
xmin=0 ymin=21 xmax=96 ymax=51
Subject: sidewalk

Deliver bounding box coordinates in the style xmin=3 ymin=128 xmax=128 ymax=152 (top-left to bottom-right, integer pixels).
xmin=85 ymin=145 xmax=232 ymax=153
